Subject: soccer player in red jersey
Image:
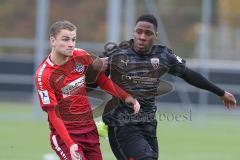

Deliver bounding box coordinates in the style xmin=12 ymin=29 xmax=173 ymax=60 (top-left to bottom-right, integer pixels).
xmin=35 ymin=20 xmax=140 ymax=160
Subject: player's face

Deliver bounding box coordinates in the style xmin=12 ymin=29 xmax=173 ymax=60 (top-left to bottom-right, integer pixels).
xmin=50 ymin=29 xmax=76 ymax=57
xmin=133 ymin=21 xmax=157 ymax=54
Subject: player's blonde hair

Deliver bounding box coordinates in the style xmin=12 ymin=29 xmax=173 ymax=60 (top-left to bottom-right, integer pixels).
xmin=49 ymin=20 xmax=77 ymax=37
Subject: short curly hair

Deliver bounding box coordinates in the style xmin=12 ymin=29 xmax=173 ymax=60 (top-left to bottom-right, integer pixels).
xmin=136 ymin=14 xmax=158 ymax=31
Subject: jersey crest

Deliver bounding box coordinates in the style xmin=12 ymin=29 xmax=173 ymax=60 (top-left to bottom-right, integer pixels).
xmin=74 ymin=63 xmax=85 ymax=73
xmin=150 ymin=58 xmax=160 ymax=69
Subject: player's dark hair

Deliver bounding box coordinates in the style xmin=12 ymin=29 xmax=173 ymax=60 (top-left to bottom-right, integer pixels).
xmin=49 ymin=20 xmax=77 ymax=37
xmin=136 ymin=14 xmax=158 ymax=31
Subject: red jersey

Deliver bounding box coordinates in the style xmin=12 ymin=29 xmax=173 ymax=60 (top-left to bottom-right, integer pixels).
xmin=35 ymin=49 xmax=96 ymax=135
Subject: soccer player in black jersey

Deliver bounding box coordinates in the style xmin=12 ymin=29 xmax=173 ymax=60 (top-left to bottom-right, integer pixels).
xmin=102 ymin=14 xmax=237 ymax=160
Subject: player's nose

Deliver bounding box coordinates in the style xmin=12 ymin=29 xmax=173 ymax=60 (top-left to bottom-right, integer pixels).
xmin=139 ymin=33 xmax=146 ymax=40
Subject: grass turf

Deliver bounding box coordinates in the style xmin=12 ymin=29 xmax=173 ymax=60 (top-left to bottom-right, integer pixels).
xmin=0 ymin=102 xmax=239 ymax=160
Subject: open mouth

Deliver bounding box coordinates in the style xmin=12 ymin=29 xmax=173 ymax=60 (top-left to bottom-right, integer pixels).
xmin=138 ymin=44 xmax=145 ymax=49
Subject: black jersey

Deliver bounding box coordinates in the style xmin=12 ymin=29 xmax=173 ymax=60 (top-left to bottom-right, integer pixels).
xmin=103 ymin=40 xmax=186 ymax=126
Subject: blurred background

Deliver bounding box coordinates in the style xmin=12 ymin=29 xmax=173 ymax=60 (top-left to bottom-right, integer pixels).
xmin=0 ymin=0 xmax=239 ymax=160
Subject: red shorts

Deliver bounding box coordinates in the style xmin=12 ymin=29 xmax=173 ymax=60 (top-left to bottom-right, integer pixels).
xmin=50 ymin=129 xmax=102 ymax=160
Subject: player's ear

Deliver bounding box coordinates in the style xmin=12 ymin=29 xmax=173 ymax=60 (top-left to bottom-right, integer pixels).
xmin=50 ymin=36 xmax=55 ymax=46
xmin=155 ymin=32 xmax=158 ymax=39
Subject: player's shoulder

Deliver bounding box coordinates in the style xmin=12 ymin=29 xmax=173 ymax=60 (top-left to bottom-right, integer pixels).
xmin=72 ymin=48 xmax=94 ymax=65
xmin=35 ymin=57 xmax=55 ymax=80
xmin=152 ymin=44 xmax=184 ymax=64
xmin=103 ymin=40 xmax=132 ymax=57
xmin=153 ymin=44 xmax=174 ymax=55
xmin=73 ymin=48 xmax=90 ymax=56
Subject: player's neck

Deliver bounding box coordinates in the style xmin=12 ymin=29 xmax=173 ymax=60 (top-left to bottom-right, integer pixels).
xmin=133 ymin=45 xmax=153 ymax=55
xmin=50 ymin=51 xmax=69 ymax=66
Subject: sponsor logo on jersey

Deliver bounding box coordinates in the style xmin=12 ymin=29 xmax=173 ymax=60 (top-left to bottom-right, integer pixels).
xmin=61 ymin=76 xmax=85 ymax=98
xmin=37 ymin=63 xmax=47 ymax=90
xmin=38 ymin=90 xmax=50 ymax=104
xmin=74 ymin=63 xmax=84 ymax=73
xmin=150 ymin=58 xmax=159 ymax=69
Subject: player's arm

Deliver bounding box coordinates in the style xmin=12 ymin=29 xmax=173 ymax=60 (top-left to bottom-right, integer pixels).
xmin=179 ymin=67 xmax=237 ymax=109
xmin=85 ymin=57 xmax=109 ymax=88
xmin=47 ymin=109 xmax=80 ymax=160
xmin=91 ymin=56 xmax=109 ymax=72
xmin=78 ymin=49 xmax=140 ymax=112
xmin=47 ymin=109 xmax=74 ymax=147
xmin=165 ymin=47 xmax=236 ymax=110
xmin=79 ymin=50 xmax=109 ymax=88
xmin=35 ymin=74 xmax=79 ymax=160
xmin=96 ymin=72 xmax=140 ymax=114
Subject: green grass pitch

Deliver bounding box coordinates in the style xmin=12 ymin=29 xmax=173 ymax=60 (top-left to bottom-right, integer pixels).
xmin=0 ymin=102 xmax=239 ymax=160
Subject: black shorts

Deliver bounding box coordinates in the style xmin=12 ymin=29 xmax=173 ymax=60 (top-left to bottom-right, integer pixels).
xmin=108 ymin=123 xmax=158 ymax=160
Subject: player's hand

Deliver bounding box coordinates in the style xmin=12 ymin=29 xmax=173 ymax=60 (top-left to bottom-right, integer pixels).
xmin=125 ymin=96 xmax=140 ymax=114
xmin=220 ymin=91 xmax=237 ymax=110
xmin=70 ymin=144 xmax=81 ymax=160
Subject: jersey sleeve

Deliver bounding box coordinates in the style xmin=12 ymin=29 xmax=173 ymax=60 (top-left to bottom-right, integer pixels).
xmin=96 ymin=73 xmax=130 ymax=100
xmin=35 ymin=71 xmax=58 ymax=112
xmin=165 ymin=47 xmax=186 ymax=76
xmin=48 ymin=110 xmax=74 ymax=148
